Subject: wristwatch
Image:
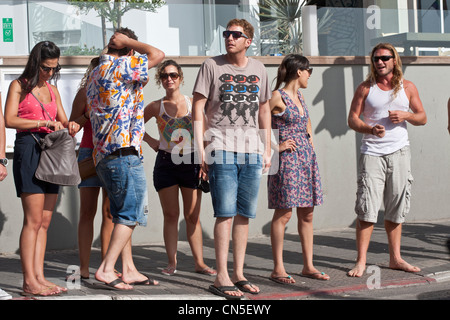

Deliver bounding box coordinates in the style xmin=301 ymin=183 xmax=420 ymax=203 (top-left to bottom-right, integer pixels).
xmin=0 ymin=158 xmax=8 ymax=167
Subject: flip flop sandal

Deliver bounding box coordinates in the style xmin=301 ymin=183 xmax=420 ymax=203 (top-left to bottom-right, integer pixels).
xmin=301 ymin=272 xmax=330 ymax=281
xmin=195 ymin=267 xmax=217 ymax=276
xmin=21 ymin=285 xmax=61 ymax=297
xmin=129 ymin=273 xmax=159 ymax=286
xmin=93 ymin=278 xmax=132 ymax=291
xmin=209 ymin=285 xmax=243 ymax=300
xmin=234 ymin=280 xmax=260 ymax=294
xmin=161 ymin=266 xmax=177 ymax=276
xmin=269 ymin=275 xmax=295 ymax=284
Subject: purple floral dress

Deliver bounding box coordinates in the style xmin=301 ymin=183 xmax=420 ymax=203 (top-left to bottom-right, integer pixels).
xmin=268 ymin=89 xmax=323 ymax=209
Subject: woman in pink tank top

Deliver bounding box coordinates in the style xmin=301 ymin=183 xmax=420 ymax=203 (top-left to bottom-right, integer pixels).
xmin=4 ymin=41 xmax=80 ymax=297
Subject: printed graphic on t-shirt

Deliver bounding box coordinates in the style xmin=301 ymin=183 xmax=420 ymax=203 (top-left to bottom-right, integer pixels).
xmin=217 ymin=73 xmax=260 ymax=127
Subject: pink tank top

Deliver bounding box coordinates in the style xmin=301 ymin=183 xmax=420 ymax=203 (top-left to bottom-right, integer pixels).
xmin=17 ymin=82 xmax=57 ymax=133
xmin=80 ymin=105 xmax=94 ymax=149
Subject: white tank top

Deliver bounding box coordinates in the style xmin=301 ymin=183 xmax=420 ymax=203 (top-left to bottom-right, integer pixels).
xmin=361 ymin=82 xmax=410 ymax=156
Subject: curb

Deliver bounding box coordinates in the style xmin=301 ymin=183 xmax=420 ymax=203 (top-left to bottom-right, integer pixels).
xmin=249 ymin=274 xmax=446 ymax=300
xmin=425 ymin=271 xmax=450 ymax=283
xmin=13 ymin=272 xmax=450 ymax=301
xmin=13 ymin=294 xmax=225 ymax=301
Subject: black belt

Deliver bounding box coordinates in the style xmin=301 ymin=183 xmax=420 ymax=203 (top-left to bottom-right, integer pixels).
xmin=106 ymin=147 xmax=138 ymax=159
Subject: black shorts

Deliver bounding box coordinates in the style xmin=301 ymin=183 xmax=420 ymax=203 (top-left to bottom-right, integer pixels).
xmin=153 ymin=150 xmax=200 ymax=192
xmin=13 ymin=132 xmax=60 ymax=197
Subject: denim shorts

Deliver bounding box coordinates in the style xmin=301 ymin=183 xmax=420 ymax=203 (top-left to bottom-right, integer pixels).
xmin=96 ymin=154 xmax=148 ymax=226
xmin=77 ymin=147 xmax=103 ymax=188
xmin=207 ymin=151 xmax=262 ymax=219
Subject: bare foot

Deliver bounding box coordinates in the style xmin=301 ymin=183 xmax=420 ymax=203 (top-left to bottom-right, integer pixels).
xmin=390 ymin=260 xmax=421 ymax=273
xmin=347 ymin=263 xmax=366 ymax=277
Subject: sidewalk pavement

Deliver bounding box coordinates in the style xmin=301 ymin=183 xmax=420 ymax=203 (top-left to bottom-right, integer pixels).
xmin=0 ymin=219 xmax=449 ymax=301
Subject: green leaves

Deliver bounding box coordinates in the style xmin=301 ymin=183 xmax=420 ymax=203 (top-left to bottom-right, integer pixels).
xmin=67 ymin=0 xmax=165 ymax=29
xmin=259 ymin=0 xmax=306 ymax=54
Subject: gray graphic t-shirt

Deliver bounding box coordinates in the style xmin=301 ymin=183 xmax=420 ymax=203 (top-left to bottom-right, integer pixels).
xmin=193 ymin=55 xmax=271 ymax=154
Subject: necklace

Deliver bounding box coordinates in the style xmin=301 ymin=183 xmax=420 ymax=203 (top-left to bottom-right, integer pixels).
xmin=33 ymin=83 xmax=46 ymax=96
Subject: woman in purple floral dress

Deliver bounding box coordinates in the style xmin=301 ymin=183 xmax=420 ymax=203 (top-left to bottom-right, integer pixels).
xmin=268 ymin=54 xmax=328 ymax=285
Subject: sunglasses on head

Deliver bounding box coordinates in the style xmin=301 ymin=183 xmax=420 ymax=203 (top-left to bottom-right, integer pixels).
xmin=160 ymin=72 xmax=180 ymax=80
xmin=40 ymin=65 xmax=61 ymax=73
xmin=223 ymin=30 xmax=249 ymax=39
xmin=372 ymin=55 xmax=394 ymax=62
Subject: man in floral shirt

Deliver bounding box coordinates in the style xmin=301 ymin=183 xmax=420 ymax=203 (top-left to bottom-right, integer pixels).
xmin=86 ymin=27 xmax=164 ymax=290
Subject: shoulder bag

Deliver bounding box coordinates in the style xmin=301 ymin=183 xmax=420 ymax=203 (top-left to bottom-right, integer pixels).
xmin=30 ymin=92 xmax=81 ymax=186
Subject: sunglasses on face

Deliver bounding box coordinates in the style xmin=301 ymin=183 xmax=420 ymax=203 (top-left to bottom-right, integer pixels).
xmin=372 ymin=55 xmax=394 ymax=62
xmin=302 ymin=67 xmax=313 ymax=75
xmin=160 ymin=72 xmax=180 ymax=80
xmin=223 ymin=30 xmax=249 ymax=39
xmin=40 ymin=65 xmax=61 ymax=73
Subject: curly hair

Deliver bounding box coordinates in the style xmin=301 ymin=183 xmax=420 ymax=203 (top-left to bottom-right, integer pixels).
xmin=107 ymin=27 xmax=138 ymax=57
xmin=154 ymin=59 xmax=184 ymax=87
xmin=78 ymin=57 xmax=100 ymax=90
xmin=366 ymin=43 xmax=403 ymax=97
xmin=78 ymin=48 xmax=107 ymax=90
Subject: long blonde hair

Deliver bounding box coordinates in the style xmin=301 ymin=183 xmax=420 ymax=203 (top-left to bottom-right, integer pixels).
xmin=78 ymin=56 xmax=100 ymax=90
xmin=366 ymin=43 xmax=403 ymax=97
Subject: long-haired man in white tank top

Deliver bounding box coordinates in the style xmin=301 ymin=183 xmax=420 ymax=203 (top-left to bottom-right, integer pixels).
xmin=347 ymin=43 xmax=427 ymax=277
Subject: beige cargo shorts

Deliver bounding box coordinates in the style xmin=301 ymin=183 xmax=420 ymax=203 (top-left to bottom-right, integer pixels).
xmin=354 ymin=146 xmax=413 ymax=224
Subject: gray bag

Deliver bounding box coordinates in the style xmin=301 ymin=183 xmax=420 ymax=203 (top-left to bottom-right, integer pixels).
xmin=29 ymin=91 xmax=80 ymax=186
xmin=33 ymin=128 xmax=81 ymax=186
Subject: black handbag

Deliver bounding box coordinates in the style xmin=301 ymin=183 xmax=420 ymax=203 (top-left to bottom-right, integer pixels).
xmin=30 ymin=92 xmax=81 ymax=186
xmin=198 ymin=178 xmax=210 ymax=193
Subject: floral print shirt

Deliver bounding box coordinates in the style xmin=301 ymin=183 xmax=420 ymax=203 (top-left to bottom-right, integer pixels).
xmin=86 ymin=54 xmax=149 ymax=165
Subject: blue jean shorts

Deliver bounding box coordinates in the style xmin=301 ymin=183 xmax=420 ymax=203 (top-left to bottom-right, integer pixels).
xmin=207 ymin=151 xmax=262 ymax=219
xmin=96 ymin=154 xmax=148 ymax=226
xmin=77 ymin=147 xmax=103 ymax=188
